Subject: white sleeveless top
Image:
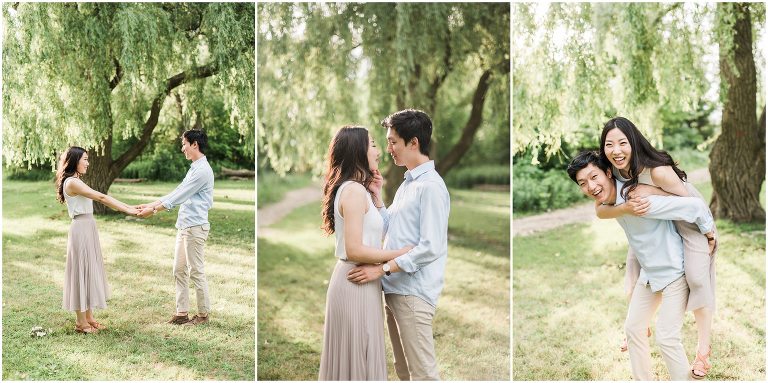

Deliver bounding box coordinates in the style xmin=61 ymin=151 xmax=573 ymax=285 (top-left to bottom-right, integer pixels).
xmin=63 ymin=178 xmax=94 ymax=218
xmin=333 ymin=181 xmax=384 ymax=260
xmin=612 ymin=166 xmax=656 ymax=186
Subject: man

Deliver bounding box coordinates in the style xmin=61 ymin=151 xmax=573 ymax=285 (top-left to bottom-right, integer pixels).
xmin=138 ymin=129 xmax=214 ymax=326
xmin=347 ymin=109 xmax=450 ymax=380
xmin=566 ymin=151 xmax=715 ymax=380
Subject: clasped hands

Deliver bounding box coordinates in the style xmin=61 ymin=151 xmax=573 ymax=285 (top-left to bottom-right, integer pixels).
xmin=128 ymin=203 xmax=158 ymax=218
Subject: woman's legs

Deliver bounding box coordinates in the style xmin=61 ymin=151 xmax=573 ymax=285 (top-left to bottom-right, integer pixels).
xmin=692 ymin=306 xmax=713 ymax=377
xmin=75 ymin=310 xmax=89 ymax=327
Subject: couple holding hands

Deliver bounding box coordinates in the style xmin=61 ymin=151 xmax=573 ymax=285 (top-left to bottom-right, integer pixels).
xmin=55 ymin=129 xmax=214 ymax=334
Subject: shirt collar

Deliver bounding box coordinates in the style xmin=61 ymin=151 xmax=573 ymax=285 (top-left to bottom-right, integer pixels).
xmin=404 ymin=160 xmax=435 ymax=181
xmin=191 ymin=156 xmax=208 ymax=168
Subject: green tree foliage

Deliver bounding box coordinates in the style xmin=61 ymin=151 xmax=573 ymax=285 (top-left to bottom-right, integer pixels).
xmin=258 ymin=3 xmax=509 ymax=199
xmin=514 ymin=2 xmax=765 ymax=222
xmin=3 ymin=3 xmax=254 ymax=211
xmin=514 ymin=3 xmax=719 ymax=161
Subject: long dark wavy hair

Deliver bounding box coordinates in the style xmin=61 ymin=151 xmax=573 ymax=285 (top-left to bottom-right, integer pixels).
xmin=599 ymin=117 xmax=687 ymax=199
xmin=321 ymin=126 xmax=374 ymax=235
xmin=55 ymin=146 xmax=87 ymax=204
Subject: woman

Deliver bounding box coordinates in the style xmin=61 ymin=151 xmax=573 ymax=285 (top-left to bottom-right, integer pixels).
xmin=596 ymin=117 xmax=716 ymax=379
xmin=318 ymin=126 xmax=412 ymax=380
xmin=55 ymin=146 xmax=138 ymax=334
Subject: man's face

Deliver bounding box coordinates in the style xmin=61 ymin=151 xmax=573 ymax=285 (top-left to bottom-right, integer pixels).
xmin=181 ymin=137 xmax=198 ymax=160
xmin=386 ymin=128 xmax=407 ymax=167
xmin=575 ymin=163 xmax=615 ymax=204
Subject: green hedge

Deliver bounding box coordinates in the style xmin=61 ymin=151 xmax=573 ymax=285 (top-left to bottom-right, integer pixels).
xmin=444 ymin=165 xmax=509 ymax=189
xmin=512 ymin=162 xmax=585 ymax=212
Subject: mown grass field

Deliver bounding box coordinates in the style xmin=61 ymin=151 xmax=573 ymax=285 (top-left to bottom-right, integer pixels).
xmin=513 ymin=181 xmax=766 ymax=380
xmin=3 ymin=178 xmax=255 ymax=380
xmin=257 ymin=187 xmax=510 ymax=380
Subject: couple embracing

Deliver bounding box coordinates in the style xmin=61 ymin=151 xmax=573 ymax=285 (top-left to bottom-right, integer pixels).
xmin=56 ymin=129 xmax=214 ymax=334
xmin=318 ymin=109 xmax=450 ymax=381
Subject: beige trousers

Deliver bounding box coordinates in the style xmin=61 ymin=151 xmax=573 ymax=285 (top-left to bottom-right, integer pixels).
xmin=173 ymin=224 xmax=210 ymax=314
xmin=384 ymin=294 xmax=440 ymax=381
xmin=626 ymin=276 xmax=690 ymax=381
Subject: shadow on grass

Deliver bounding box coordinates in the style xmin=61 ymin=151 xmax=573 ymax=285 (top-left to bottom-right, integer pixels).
xmin=257 ymin=237 xmax=329 ymax=380
xmin=3 ymin=251 xmax=254 ymax=380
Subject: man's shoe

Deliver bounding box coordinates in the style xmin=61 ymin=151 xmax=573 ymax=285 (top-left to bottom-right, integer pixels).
xmin=183 ymin=314 xmax=209 ymax=326
xmin=167 ymin=314 xmax=190 ymax=325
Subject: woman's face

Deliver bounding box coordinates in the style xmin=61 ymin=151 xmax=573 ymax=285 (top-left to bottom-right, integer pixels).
xmin=367 ymin=134 xmax=380 ymax=171
xmin=603 ymin=128 xmax=632 ymax=170
xmin=76 ymin=152 xmax=90 ymax=175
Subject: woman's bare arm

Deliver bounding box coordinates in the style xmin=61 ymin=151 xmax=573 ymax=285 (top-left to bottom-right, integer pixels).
xmin=340 ymin=183 xmax=411 ymax=264
xmin=65 ymin=178 xmax=137 ymax=215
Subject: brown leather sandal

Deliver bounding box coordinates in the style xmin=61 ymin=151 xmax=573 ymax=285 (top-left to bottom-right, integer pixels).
xmin=75 ymin=323 xmax=98 ymax=334
xmin=691 ymin=346 xmax=711 ymax=379
xmin=87 ymin=321 xmax=106 ymax=330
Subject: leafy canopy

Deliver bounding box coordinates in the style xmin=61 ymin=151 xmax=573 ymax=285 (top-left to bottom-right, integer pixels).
xmin=3 ymin=3 xmax=255 ymax=168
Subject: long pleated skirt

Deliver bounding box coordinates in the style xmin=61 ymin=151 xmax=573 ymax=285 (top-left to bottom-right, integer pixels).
xmin=62 ymin=214 xmax=110 ymax=312
xmin=319 ymin=260 xmax=387 ymax=381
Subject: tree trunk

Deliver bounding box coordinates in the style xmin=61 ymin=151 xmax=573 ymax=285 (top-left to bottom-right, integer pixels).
xmin=85 ymin=64 xmax=218 ymax=214
xmin=436 ymin=69 xmax=493 ymax=175
xmin=709 ymin=3 xmax=765 ymax=222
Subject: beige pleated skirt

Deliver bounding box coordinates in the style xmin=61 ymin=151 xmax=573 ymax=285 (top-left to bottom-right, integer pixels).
xmin=62 ymin=214 xmax=110 ymax=312
xmin=624 ymin=182 xmax=716 ymax=312
xmin=319 ymin=259 xmax=387 ymax=381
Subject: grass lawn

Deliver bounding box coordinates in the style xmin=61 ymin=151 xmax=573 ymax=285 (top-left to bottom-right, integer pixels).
xmin=2 ymin=178 xmax=255 ymax=380
xmin=257 ymin=188 xmax=510 ymax=380
xmin=512 ymin=181 xmax=765 ymax=380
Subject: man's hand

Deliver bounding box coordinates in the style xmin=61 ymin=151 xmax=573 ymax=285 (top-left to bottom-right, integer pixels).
xmin=347 ymin=264 xmax=384 ymax=284
xmin=137 ymin=207 xmax=154 ymax=218
xmin=705 ymin=231 xmax=717 ymax=256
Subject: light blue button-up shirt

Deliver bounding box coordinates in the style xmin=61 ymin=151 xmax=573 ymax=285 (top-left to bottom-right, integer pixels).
xmin=614 ymin=180 xmax=714 ymax=292
xmin=160 ymin=156 xmax=214 ymax=230
xmin=378 ymin=160 xmax=450 ymax=308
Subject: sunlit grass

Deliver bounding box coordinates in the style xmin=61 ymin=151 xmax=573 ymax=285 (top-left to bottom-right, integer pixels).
xmin=513 ymin=181 xmax=765 ymax=380
xmin=2 ymin=178 xmax=255 ymax=380
xmin=257 ymin=188 xmax=510 ymax=380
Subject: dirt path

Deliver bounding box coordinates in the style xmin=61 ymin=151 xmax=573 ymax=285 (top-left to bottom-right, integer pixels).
xmin=513 ymin=168 xmax=710 ymax=237
xmin=257 ymin=183 xmax=323 ymax=236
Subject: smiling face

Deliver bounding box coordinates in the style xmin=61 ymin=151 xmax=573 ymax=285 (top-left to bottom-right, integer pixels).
xmin=76 ymin=152 xmax=89 ymax=175
xmin=603 ymin=128 xmax=632 ymax=171
xmin=575 ymin=163 xmax=616 ymax=205
xmin=386 ymin=127 xmax=407 ymax=167
xmin=367 ymin=134 xmax=380 ymax=171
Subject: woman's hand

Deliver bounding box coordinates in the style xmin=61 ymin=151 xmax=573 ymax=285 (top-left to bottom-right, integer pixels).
xmin=626 ymin=196 xmax=650 ymax=216
xmin=125 ymin=206 xmax=140 ymax=216
xmin=400 ymin=245 xmax=414 ymax=254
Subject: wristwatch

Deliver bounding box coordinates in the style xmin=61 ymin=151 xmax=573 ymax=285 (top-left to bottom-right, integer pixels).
xmin=382 ymin=262 xmax=391 ymax=276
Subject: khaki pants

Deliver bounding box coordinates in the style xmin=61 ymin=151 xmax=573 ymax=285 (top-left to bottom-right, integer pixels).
xmin=384 ymin=294 xmax=440 ymax=381
xmin=626 ymin=276 xmax=690 ymax=381
xmin=173 ymin=225 xmax=210 ymax=314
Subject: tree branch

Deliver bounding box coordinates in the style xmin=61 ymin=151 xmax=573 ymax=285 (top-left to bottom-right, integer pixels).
xmin=436 ymin=69 xmax=493 ymax=175
xmin=109 ymin=58 xmax=123 ymax=90
xmin=113 ymin=63 xmax=218 ymax=170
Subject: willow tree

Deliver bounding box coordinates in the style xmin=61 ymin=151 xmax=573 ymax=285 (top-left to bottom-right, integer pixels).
xmin=708 ymin=3 xmax=765 ymax=221
xmin=258 ymin=3 xmax=510 ymax=202
xmin=514 ymin=2 xmax=765 ymax=222
xmin=3 ymin=3 xmax=255 ymax=213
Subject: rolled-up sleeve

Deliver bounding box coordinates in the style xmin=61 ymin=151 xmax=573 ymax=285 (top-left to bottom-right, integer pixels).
xmin=160 ymin=167 xmax=207 ymax=210
xmin=646 ymin=195 xmax=714 ymax=234
xmin=394 ymin=182 xmax=450 ymax=273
